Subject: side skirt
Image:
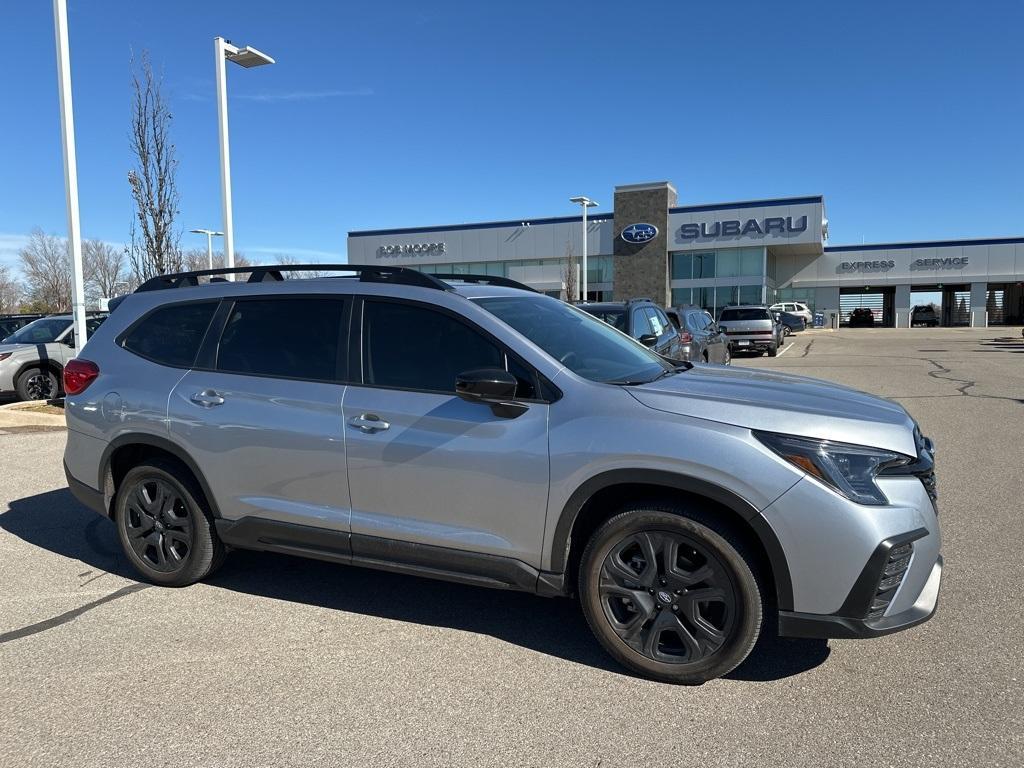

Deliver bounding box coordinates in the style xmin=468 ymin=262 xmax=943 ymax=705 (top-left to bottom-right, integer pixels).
xmin=215 ymin=517 xmax=567 ymax=596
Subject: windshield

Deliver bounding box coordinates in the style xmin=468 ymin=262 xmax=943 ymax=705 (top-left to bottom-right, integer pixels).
xmin=3 ymin=317 xmax=70 ymax=344
xmin=473 ymin=295 xmax=674 ymax=384
xmin=720 ymin=308 xmax=770 ymax=321
xmin=578 ymin=307 xmax=626 ymax=332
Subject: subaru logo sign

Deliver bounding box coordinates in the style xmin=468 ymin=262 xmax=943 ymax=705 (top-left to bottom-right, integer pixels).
xmin=621 ymin=223 xmax=658 ymax=244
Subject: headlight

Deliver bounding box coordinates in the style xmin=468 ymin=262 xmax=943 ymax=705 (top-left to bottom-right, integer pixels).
xmin=0 ymin=352 xmax=11 ymax=362
xmin=754 ymin=430 xmax=910 ymax=505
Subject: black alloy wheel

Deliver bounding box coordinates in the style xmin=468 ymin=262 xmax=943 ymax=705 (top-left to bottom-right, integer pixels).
xmin=115 ymin=460 xmax=225 ymax=586
xmin=123 ymin=478 xmax=194 ymax=572
xmin=16 ymin=368 xmax=58 ymax=401
xmin=598 ymin=530 xmax=735 ymax=664
xmin=580 ymin=507 xmax=762 ymax=684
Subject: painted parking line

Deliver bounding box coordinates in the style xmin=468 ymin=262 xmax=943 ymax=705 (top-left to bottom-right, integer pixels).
xmin=777 ymin=342 xmax=795 ymax=357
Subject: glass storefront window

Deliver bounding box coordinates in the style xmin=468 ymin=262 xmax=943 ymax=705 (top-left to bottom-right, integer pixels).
xmin=739 ymin=285 xmax=763 ymax=305
xmin=671 ymin=288 xmax=691 ymax=307
xmin=485 ymin=261 xmax=504 ymax=276
xmin=717 ymin=285 xmax=739 ymax=309
xmin=740 ymin=248 xmax=763 ymax=277
xmin=671 ymin=252 xmax=691 ymax=280
xmin=693 ymin=252 xmax=716 ymax=279
xmin=717 ymin=250 xmax=739 ymax=278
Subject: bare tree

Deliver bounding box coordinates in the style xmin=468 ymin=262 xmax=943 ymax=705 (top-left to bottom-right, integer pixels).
xmin=561 ymin=240 xmax=578 ymax=302
xmin=0 ymin=264 xmax=24 ymax=313
xmin=127 ymin=51 xmax=181 ymax=281
xmin=83 ymin=239 xmax=126 ymax=302
xmin=18 ymin=229 xmax=71 ymax=312
xmin=272 ymin=254 xmax=328 ymax=279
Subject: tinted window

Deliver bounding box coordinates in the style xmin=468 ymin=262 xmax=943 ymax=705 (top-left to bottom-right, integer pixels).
xmin=684 ymin=311 xmax=705 ymax=332
xmin=363 ymin=301 xmax=503 ymax=393
xmin=581 ymin=308 xmax=626 ymax=331
xmin=217 ymin=298 xmax=345 ymax=381
xmin=719 ymin=308 xmax=771 ymax=321
xmin=632 ymin=307 xmax=653 ymax=338
xmin=123 ymin=303 xmax=217 ymax=367
xmin=651 ymin=308 xmax=673 ymax=339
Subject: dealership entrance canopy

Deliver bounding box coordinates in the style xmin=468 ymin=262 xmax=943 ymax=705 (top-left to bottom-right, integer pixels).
xmin=348 ymin=181 xmax=1024 ymax=327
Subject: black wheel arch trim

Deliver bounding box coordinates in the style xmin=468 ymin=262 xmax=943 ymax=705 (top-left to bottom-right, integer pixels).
xmin=98 ymin=432 xmax=223 ymax=520
xmin=13 ymin=359 xmax=63 ymax=385
xmin=549 ymin=468 xmax=794 ymax=611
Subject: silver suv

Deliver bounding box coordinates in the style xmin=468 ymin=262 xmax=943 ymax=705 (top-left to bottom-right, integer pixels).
xmin=718 ymin=305 xmax=784 ymax=357
xmin=63 ymin=266 xmax=942 ymax=684
xmin=1 ymin=314 xmax=106 ymax=401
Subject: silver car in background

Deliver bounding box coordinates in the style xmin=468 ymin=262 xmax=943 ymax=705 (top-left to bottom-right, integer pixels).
xmin=718 ymin=305 xmax=784 ymax=357
xmin=0 ymin=314 xmax=105 ymax=401
xmin=62 ymin=266 xmax=941 ymax=684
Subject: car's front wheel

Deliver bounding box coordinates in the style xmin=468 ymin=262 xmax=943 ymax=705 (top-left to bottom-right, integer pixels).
xmin=767 ymin=343 xmax=779 ymax=357
xmin=579 ymin=505 xmax=763 ymax=684
xmin=115 ymin=459 xmax=225 ymax=587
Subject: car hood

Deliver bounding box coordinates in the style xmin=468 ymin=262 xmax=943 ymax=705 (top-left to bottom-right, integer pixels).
xmin=628 ymin=365 xmax=918 ymax=456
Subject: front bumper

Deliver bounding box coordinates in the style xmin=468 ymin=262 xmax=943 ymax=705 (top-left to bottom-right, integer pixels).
xmin=779 ymin=555 xmax=942 ymax=639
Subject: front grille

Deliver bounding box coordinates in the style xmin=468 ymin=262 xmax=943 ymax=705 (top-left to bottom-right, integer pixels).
xmin=866 ymin=542 xmax=914 ymax=619
xmin=879 ymin=428 xmax=937 ymax=505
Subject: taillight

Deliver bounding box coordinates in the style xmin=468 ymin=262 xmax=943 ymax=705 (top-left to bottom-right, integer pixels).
xmin=678 ymin=330 xmax=693 ymax=343
xmin=63 ymin=358 xmax=99 ymax=395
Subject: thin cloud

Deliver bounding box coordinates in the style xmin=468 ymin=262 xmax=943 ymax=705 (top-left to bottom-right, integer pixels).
xmin=244 ymin=246 xmax=346 ymax=263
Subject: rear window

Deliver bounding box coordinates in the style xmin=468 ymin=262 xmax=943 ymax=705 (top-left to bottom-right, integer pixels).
xmin=122 ymin=302 xmax=218 ymax=367
xmin=581 ymin=308 xmax=626 ymax=331
xmin=720 ymin=308 xmax=770 ymax=321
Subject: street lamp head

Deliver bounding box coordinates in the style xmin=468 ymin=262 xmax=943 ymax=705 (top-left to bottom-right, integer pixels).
xmin=225 ymin=45 xmax=275 ymax=68
xmin=191 ymin=229 xmax=224 ymax=236
xmin=570 ymin=196 xmax=599 ymax=207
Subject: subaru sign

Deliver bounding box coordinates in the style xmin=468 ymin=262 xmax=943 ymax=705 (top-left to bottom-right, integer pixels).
xmin=621 ymin=223 xmax=658 ymax=244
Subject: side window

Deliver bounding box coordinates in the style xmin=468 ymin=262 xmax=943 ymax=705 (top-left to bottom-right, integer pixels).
xmin=652 ymin=308 xmax=674 ymax=340
xmin=632 ymin=307 xmax=653 ymax=339
xmin=363 ymin=300 xmax=503 ymax=393
xmin=122 ymin=301 xmax=218 ymax=368
xmin=217 ymin=298 xmax=346 ymax=381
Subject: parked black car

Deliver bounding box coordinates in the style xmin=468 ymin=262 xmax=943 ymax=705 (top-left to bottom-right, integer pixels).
xmin=848 ymin=308 xmax=876 ymax=327
xmin=664 ymin=306 xmax=730 ymax=363
xmin=578 ymin=299 xmax=684 ymax=359
xmin=911 ymin=305 xmax=940 ymax=327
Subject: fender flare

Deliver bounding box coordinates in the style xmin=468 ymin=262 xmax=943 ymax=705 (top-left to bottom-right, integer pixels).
xmin=99 ymin=432 xmax=223 ymax=519
xmin=549 ymin=468 xmax=794 ymax=611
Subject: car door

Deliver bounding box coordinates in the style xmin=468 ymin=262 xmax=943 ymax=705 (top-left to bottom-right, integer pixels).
xmin=167 ymin=295 xmax=353 ymax=532
xmin=631 ymin=306 xmax=655 ymax=346
xmin=342 ymin=296 xmax=550 ymax=568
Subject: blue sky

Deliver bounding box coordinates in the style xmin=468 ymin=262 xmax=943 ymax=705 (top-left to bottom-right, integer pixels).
xmin=1 ymin=0 xmax=1022 ymax=273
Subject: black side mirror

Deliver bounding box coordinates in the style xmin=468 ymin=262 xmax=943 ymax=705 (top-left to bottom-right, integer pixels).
xmin=455 ymin=368 xmax=526 ymax=418
xmin=63 ymin=335 xmax=75 ymax=348
xmin=639 ymin=333 xmax=658 ymax=347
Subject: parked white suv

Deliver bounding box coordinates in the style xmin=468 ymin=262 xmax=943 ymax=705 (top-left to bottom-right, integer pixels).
xmin=770 ymin=302 xmax=813 ymax=324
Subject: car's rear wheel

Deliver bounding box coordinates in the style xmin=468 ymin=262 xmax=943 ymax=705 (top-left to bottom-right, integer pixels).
xmin=15 ymin=367 xmax=59 ymax=401
xmin=579 ymin=505 xmax=762 ymax=684
xmin=115 ymin=459 xmax=225 ymax=587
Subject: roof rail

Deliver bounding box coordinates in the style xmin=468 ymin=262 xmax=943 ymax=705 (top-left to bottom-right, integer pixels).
xmin=428 ymin=273 xmax=539 ymax=293
xmin=134 ymin=264 xmax=451 ymax=293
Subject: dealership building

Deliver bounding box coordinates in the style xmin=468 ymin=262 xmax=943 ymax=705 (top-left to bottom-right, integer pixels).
xmin=348 ymin=181 xmax=1024 ymax=327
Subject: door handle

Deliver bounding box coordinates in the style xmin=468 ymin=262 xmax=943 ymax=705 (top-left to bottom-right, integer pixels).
xmin=190 ymin=390 xmax=225 ymax=408
xmin=348 ymin=413 xmax=390 ymax=432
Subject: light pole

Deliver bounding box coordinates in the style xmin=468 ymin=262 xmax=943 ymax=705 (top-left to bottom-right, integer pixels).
xmin=569 ymin=196 xmax=599 ymax=302
xmin=214 ymin=37 xmax=274 ymax=279
xmin=190 ymin=228 xmax=224 ymax=270
xmin=52 ymin=0 xmax=88 ymax=347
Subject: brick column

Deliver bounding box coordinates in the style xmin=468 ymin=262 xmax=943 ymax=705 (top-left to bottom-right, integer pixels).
xmin=612 ymin=182 xmax=677 ymax=306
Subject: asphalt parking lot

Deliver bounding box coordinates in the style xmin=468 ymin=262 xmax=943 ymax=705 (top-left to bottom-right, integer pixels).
xmin=1 ymin=327 xmax=1022 ymax=767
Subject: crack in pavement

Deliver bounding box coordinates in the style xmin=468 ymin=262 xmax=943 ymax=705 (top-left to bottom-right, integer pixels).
xmin=0 ymin=583 xmax=150 ymax=644
xmin=801 ymin=340 xmax=814 ymax=358
xmin=921 ymin=358 xmax=1024 ymax=404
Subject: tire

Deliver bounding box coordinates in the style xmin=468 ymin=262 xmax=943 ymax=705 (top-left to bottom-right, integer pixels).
xmin=723 ymin=347 xmax=731 ymax=365
xmin=702 ymin=351 xmax=709 ymax=363
xmin=579 ymin=505 xmax=763 ymax=684
xmin=767 ymin=343 xmax=778 ymax=357
xmin=15 ymin=367 xmax=59 ymax=401
xmin=115 ymin=459 xmax=226 ymax=587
